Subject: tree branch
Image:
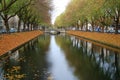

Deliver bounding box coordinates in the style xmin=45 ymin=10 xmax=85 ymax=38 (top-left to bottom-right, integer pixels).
xmin=8 ymin=1 xmax=32 ymax=20
xmin=0 ymin=13 xmax=5 ymax=20
xmin=0 ymin=0 xmax=18 ymax=12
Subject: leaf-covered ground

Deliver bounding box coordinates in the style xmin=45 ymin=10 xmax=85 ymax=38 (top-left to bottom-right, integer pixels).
xmin=67 ymin=30 xmax=120 ymax=49
xmin=0 ymin=30 xmax=43 ymax=56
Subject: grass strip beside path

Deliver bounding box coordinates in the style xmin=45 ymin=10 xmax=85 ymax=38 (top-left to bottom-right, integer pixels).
xmin=67 ymin=30 xmax=120 ymax=49
xmin=0 ymin=30 xmax=43 ymax=56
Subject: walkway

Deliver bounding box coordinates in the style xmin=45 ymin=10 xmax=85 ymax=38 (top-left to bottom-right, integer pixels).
xmin=0 ymin=30 xmax=43 ymax=56
xmin=67 ymin=30 xmax=120 ymax=49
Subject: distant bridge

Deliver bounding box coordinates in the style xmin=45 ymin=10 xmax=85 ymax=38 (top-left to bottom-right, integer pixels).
xmin=44 ymin=29 xmax=66 ymax=33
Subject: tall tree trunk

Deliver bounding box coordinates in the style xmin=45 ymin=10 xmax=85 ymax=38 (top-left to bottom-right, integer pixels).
xmin=23 ymin=22 xmax=26 ymax=31
xmin=86 ymin=20 xmax=88 ymax=31
xmin=115 ymin=17 xmax=119 ymax=34
xmin=27 ymin=23 xmax=29 ymax=31
xmin=76 ymin=24 xmax=79 ymax=30
xmin=4 ymin=19 xmax=10 ymax=33
xmin=31 ymin=24 xmax=33 ymax=31
xmin=30 ymin=24 xmax=33 ymax=31
xmin=81 ymin=23 xmax=83 ymax=31
xmin=3 ymin=15 xmax=10 ymax=33
xmin=114 ymin=9 xmax=120 ymax=34
xmin=33 ymin=24 xmax=35 ymax=30
xmin=91 ymin=20 xmax=94 ymax=32
xmin=17 ymin=19 xmax=21 ymax=32
xmin=101 ymin=26 xmax=104 ymax=32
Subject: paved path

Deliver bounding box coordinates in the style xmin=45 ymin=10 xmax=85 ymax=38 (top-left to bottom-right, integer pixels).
xmin=67 ymin=30 xmax=120 ymax=50
xmin=0 ymin=30 xmax=43 ymax=56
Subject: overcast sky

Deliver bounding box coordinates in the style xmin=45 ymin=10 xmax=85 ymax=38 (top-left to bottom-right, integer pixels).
xmin=51 ymin=0 xmax=70 ymax=24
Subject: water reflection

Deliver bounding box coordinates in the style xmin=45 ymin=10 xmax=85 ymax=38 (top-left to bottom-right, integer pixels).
xmin=47 ymin=35 xmax=78 ymax=80
xmin=55 ymin=35 xmax=120 ymax=80
xmin=0 ymin=34 xmax=119 ymax=80
xmin=0 ymin=35 xmax=50 ymax=80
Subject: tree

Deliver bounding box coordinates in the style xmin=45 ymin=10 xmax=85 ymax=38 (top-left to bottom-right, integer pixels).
xmin=55 ymin=0 xmax=120 ymax=33
xmin=0 ymin=0 xmax=32 ymax=33
xmin=104 ymin=0 xmax=120 ymax=34
xmin=0 ymin=0 xmax=18 ymax=12
xmin=16 ymin=0 xmax=52 ymax=31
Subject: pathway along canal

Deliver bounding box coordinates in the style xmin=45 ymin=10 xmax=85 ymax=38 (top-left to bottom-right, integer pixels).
xmin=0 ymin=34 xmax=120 ymax=80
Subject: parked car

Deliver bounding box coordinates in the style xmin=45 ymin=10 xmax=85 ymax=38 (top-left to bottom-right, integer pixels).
xmin=118 ymin=30 xmax=120 ymax=33
xmin=94 ymin=28 xmax=101 ymax=32
xmin=10 ymin=28 xmax=17 ymax=33
xmin=108 ymin=30 xmax=115 ymax=33
xmin=0 ymin=29 xmax=7 ymax=33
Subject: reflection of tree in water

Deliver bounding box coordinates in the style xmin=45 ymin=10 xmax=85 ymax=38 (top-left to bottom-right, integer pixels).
xmin=19 ymin=36 xmax=50 ymax=80
xmin=55 ymin=35 xmax=120 ymax=80
xmin=93 ymin=47 xmax=120 ymax=80
xmin=114 ymin=52 xmax=120 ymax=80
xmin=1 ymin=36 xmax=50 ymax=80
xmin=3 ymin=50 xmax=26 ymax=80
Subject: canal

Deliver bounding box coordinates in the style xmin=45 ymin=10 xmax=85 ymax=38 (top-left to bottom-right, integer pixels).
xmin=0 ymin=34 xmax=120 ymax=80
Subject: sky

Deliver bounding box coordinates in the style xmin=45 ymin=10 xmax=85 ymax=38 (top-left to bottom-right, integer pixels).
xmin=51 ymin=0 xmax=70 ymax=24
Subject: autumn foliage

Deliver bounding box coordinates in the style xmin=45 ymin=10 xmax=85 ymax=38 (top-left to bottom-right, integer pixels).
xmin=0 ymin=31 xmax=43 ymax=56
xmin=67 ymin=31 xmax=120 ymax=49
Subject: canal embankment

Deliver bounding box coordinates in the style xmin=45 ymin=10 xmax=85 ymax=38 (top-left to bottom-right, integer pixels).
xmin=0 ymin=30 xmax=43 ymax=56
xmin=67 ymin=30 xmax=120 ymax=50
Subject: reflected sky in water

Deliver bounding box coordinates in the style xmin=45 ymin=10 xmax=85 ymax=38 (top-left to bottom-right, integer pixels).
xmin=47 ymin=36 xmax=78 ymax=80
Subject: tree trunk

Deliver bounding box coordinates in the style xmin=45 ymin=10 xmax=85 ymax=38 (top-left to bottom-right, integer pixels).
xmin=101 ymin=26 xmax=104 ymax=32
xmin=4 ymin=19 xmax=10 ymax=33
xmin=33 ymin=24 xmax=35 ymax=30
xmin=76 ymin=24 xmax=79 ymax=30
xmin=30 ymin=24 xmax=32 ymax=31
xmin=81 ymin=23 xmax=83 ymax=31
xmin=115 ymin=17 xmax=119 ymax=34
xmin=23 ymin=22 xmax=26 ymax=31
xmin=31 ymin=24 xmax=33 ymax=31
xmin=3 ymin=15 xmax=10 ymax=33
xmin=91 ymin=20 xmax=94 ymax=32
xmin=27 ymin=23 xmax=30 ymax=31
xmin=17 ymin=19 xmax=21 ymax=32
xmin=86 ymin=20 xmax=88 ymax=31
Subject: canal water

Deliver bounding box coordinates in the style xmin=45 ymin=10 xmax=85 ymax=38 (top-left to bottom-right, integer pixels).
xmin=0 ymin=34 xmax=120 ymax=80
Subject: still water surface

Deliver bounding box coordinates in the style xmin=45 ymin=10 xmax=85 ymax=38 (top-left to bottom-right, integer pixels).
xmin=0 ymin=34 xmax=120 ymax=80
xmin=47 ymin=36 xmax=78 ymax=80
